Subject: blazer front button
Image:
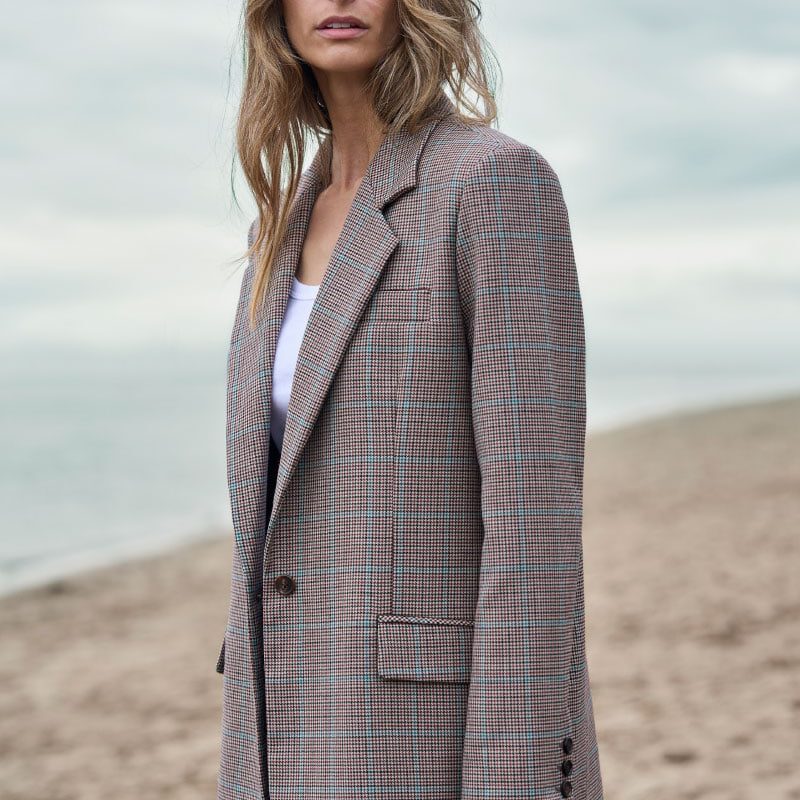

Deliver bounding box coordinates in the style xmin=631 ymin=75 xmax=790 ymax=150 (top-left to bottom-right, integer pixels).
xmin=559 ymin=779 xmax=573 ymax=798
xmin=273 ymin=575 xmax=296 ymax=596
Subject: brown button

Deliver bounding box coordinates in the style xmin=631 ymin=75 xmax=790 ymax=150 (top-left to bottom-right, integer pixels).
xmin=561 ymin=759 xmax=573 ymax=776
xmin=559 ymin=779 xmax=573 ymax=797
xmin=273 ymin=575 xmax=296 ymax=596
xmin=562 ymin=736 xmax=574 ymax=755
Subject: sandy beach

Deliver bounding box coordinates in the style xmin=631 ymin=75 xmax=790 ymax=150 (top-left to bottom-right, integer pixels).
xmin=1 ymin=392 xmax=798 ymax=800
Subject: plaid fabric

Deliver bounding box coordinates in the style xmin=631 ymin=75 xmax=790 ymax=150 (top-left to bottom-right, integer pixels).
xmin=217 ymin=94 xmax=603 ymax=800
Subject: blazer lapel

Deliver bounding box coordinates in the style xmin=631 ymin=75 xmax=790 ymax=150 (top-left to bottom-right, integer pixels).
xmin=265 ymin=95 xmax=455 ymax=544
xmin=231 ymin=95 xmax=455 ymax=589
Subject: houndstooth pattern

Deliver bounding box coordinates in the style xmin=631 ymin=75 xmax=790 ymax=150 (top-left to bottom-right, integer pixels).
xmin=216 ymin=94 xmax=603 ymax=800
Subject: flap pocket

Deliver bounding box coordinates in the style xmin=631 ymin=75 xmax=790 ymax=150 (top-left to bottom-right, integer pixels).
xmin=376 ymin=614 xmax=474 ymax=683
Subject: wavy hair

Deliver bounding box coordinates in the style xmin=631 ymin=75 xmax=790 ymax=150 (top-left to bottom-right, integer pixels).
xmin=234 ymin=0 xmax=499 ymax=329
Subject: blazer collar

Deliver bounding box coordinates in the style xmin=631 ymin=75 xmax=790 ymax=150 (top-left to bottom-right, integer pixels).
xmin=301 ymin=92 xmax=455 ymax=211
xmin=233 ymin=95 xmax=455 ymax=589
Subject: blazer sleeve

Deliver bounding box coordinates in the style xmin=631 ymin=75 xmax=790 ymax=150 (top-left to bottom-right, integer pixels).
xmin=455 ymin=143 xmax=587 ymax=799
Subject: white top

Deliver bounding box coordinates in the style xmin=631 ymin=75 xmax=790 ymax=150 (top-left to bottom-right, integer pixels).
xmin=270 ymin=275 xmax=320 ymax=450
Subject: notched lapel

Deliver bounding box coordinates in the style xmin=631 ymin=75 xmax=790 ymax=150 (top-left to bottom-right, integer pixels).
xmin=231 ymin=95 xmax=456 ymax=584
xmin=266 ymin=195 xmax=399 ymax=539
xmin=266 ymin=98 xmax=455 ymax=544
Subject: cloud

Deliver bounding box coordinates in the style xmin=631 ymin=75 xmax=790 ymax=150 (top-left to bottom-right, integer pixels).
xmin=1 ymin=0 xmax=798 ymax=368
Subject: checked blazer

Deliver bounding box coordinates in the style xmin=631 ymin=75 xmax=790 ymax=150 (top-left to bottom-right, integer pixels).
xmin=216 ymin=93 xmax=603 ymax=800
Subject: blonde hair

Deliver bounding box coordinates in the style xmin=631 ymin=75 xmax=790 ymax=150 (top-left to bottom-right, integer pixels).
xmin=235 ymin=0 xmax=499 ymax=329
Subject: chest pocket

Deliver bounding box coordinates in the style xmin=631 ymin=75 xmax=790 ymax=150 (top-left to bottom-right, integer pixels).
xmin=366 ymin=287 xmax=430 ymax=324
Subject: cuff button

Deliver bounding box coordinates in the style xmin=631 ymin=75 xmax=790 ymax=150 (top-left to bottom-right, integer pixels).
xmin=562 ymin=735 xmax=574 ymax=755
xmin=561 ymin=758 xmax=573 ymax=776
xmin=559 ymin=779 xmax=573 ymax=797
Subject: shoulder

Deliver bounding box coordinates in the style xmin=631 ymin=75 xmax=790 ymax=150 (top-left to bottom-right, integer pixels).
xmin=421 ymin=114 xmax=565 ymax=202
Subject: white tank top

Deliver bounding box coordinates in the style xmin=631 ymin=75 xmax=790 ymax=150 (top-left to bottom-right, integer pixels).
xmin=270 ymin=275 xmax=320 ymax=449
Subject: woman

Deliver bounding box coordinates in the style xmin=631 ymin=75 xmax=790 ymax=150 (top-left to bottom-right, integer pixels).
xmin=216 ymin=2 xmax=604 ymax=800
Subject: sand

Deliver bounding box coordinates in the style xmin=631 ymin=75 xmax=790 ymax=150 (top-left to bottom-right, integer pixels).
xmin=1 ymin=393 xmax=798 ymax=800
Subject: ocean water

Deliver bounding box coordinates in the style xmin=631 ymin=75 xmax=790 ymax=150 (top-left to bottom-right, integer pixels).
xmin=0 ymin=347 xmax=231 ymax=595
xmin=1 ymin=345 xmax=798 ymax=596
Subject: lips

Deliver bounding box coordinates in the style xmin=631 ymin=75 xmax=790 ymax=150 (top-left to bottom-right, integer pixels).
xmin=317 ymin=16 xmax=366 ymax=29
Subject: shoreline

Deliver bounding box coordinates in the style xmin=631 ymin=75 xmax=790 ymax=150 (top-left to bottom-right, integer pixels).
xmin=0 ymin=523 xmax=229 ymax=600
xmin=3 ymin=388 xmax=797 ymax=601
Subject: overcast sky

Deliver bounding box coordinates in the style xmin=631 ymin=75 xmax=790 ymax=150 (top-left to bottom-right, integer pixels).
xmin=2 ymin=0 xmax=798 ymax=403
